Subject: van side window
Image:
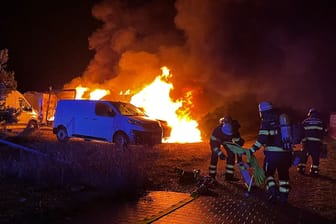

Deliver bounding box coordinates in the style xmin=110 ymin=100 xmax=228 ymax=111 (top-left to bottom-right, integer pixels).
xmin=95 ymin=102 xmax=115 ymax=117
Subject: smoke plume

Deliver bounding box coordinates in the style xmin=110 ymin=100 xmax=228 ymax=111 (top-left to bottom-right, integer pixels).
xmin=65 ymin=0 xmax=336 ymax=119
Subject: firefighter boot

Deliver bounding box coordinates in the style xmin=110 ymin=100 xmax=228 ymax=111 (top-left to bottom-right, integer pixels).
xmin=267 ymin=186 xmax=278 ymax=204
xmin=207 ymin=173 xmax=221 ymax=187
xmin=225 ymin=173 xmax=240 ymax=182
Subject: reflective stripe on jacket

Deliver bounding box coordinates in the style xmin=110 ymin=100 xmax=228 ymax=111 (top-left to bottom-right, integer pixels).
xmin=251 ymin=118 xmax=283 ymax=152
xmin=302 ymin=116 xmax=326 ymax=143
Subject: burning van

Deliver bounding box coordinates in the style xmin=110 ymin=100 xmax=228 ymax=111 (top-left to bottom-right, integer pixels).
xmin=52 ymin=99 xmax=163 ymax=146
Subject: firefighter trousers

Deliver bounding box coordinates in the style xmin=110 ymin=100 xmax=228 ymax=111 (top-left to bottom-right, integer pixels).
xmin=209 ymin=150 xmax=219 ymax=178
xmin=263 ymin=151 xmax=292 ymax=202
xmin=223 ymin=145 xmax=236 ymax=178
xmin=301 ymin=141 xmax=322 ymax=168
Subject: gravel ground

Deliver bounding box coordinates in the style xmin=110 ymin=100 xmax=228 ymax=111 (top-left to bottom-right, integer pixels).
xmin=0 ymin=129 xmax=335 ymax=223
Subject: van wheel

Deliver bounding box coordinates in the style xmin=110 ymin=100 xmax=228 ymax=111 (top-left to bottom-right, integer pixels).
xmin=56 ymin=127 xmax=69 ymax=143
xmin=26 ymin=120 xmax=38 ymax=130
xmin=114 ymin=132 xmax=128 ymax=149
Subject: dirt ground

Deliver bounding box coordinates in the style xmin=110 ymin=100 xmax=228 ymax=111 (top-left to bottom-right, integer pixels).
xmin=0 ymin=129 xmax=335 ymax=223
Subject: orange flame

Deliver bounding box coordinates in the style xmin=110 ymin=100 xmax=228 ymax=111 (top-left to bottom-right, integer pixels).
xmin=130 ymin=66 xmax=202 ymax=143
xmin=75 ymin=86 xmax=88 ymax=99
xmin=75 ymin=86 xmax=110 ymax=100
xmin=90 ymin=89 xmax=110 ymax=100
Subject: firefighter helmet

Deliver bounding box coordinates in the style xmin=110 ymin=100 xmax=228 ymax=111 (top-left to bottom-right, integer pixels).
xmin=307 ymin=108 xmax=318 ymax=117
xmin=221 ymin=122 xmax=232 ymax=135
xmin=219 ymin=115 xmax=232 ymax=125
xmin=258 ymin=101 xmax=273 ymax=112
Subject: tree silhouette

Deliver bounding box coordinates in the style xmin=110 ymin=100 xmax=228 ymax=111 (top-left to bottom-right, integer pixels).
xmin=0 ymin=49 xmax=17 ymax=92
xmin=0 ymin=49 xmax=18 ymax=123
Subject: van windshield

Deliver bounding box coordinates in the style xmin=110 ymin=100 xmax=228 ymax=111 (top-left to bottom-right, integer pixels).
xmin=111 ymin=102 xmax=147 ymax=116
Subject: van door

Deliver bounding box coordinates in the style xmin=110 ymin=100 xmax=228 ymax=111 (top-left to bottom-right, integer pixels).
xmin=91 ymin=102 xmax=116 ymax=141
xmin=73 ymin=102 xmax=95 ymax=137
xmin=16 ymin=97 xmax=36 ymax=124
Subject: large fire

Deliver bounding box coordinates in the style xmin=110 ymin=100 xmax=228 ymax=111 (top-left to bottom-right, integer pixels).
xmin=130 ymin=67 xmax=201 ymax=143
xmin=74 ymin=66 xmax=202 ymax=143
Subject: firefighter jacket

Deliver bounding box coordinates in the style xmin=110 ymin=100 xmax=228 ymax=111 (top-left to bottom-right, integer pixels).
xmin=210 ymin=125 xmax=232 ymax=157
xmin=301 ymin=116 xmax=327 ymax=144
xmin=250 ymin=117 xmax=286 ymax=153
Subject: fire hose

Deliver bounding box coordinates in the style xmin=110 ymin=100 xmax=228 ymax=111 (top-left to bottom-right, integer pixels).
xmin=138 ymin=175 xmax=218 ymax=223
xmin=138 ymin=193 xmax=199 ymax=224
xmin=0 ymin=138 xmax=71 ymax=164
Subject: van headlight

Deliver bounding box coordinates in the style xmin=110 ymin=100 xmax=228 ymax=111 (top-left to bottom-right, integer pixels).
xmin=128 ymin=119 xmax=142 ymax=126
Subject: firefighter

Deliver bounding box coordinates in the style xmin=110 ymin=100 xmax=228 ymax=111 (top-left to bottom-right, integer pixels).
xmin=297 ymin=108 xmax=328 ymax=176
xmin=224 ymin=119 xmax=246 ymax=174
xmin=248 ymin=101 xmax=292 ymax=205
xmin=225 ymin=118 xmax=245 ymax=181
xmin=219 ymin=118 xmax=245 ymax=148
xmin=209 ymin=116 xmax=240 ymax=182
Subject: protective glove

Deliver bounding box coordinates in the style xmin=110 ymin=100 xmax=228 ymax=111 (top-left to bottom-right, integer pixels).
xmin=219 ymin=152 xmax=226 ymax=160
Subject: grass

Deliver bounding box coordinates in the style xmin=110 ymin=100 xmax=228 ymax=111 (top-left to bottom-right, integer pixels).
xmin=0 ymin=130 xmax=148 ymax=196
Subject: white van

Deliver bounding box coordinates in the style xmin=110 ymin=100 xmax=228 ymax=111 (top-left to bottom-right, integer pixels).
xmin=1 ymin=90 xmax=39 ymax=129
xmin=52 ymin=99 xmax=163 ymax=146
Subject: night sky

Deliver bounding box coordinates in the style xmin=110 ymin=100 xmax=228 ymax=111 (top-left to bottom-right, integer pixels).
xmin=1 ymin=0 xmax=336 ymax=118
xmin=0 ymin=0 xmax=100 ymax=92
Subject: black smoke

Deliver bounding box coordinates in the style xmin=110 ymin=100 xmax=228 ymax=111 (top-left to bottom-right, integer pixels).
xmin=65 ymin=0 xmax=336 ymax=122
